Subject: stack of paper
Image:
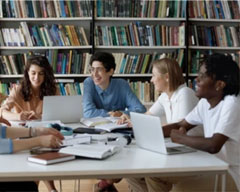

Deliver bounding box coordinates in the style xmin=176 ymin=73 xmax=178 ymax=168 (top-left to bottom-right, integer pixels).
xmin=62 ymin=135 xmax=91 ymax=146
xmin=59 ymin=143 xmax=121 ymax=159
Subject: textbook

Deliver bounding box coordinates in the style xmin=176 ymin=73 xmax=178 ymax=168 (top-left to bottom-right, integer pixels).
xmin=59 ymin=143 xmax=121 ymax=159
xmin=27 ymin=152 xmax=75 ymax=165
xmin=80 ymin=117 xmax=128 ymax=132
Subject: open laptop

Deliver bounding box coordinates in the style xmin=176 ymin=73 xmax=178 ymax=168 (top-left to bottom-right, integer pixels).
xmin=42 ymin=95 xmax=82 ymax=123
xmin=130 ymin=112 xmax=196 ymax=155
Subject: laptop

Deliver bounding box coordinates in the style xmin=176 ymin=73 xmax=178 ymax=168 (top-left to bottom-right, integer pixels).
xmin=130 ymin=112 xmax=196 ymax=155
xmin=42 ymin=95 xmax=82 ymax=123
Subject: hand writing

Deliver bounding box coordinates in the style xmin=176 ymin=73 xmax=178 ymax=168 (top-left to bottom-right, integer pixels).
xmin=116 ymin=113 xmax=130 ymax=125
xmin=19 ymin=111 xmax=35 ymax=120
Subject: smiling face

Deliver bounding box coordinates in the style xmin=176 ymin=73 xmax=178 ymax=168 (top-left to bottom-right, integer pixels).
xmin=150 ymin=66 xmax=169 ymax=93
xmin=28 ymin=64 xmax=45 ymax=89
xmin=195 ymin=64 xmax=219 ymax=99
xmin=90 ymin=61 xmax=114 ymax=90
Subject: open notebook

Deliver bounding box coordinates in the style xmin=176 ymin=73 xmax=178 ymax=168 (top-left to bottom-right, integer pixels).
xmin=80 ymin=116 xmax=128 ymax=132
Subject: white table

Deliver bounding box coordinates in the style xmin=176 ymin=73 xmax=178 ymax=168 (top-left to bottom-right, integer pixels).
xmin=0 ymin=146 xmax=227 ymax=189
xmin=2 ymin=122 xmax=228 ymax=191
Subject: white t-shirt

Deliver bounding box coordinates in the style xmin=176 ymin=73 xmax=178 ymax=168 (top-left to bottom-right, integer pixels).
xmin=185 ymin=95 xmax=240 ymax=190
xmin=149 ymin=84 xmax=198 ymax=123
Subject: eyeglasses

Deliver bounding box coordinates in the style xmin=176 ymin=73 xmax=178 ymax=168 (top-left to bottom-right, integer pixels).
xmin=89 ymin=66 xmax=106 ymax=73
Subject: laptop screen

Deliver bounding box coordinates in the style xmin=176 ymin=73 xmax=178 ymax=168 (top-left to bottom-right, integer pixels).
xmin=130 ymin=112 xmax=167 ymax=154
xmin=42 ymin=95 xmax=82 ymax=123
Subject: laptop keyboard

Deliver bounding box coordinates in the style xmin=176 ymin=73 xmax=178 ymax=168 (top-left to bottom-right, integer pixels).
xmin=166 ymin=147 xmax=180 ymax=153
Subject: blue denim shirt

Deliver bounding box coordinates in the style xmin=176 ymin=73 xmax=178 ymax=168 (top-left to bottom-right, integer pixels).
xmin=83 ymin=77 xmax=146 ymax=118
xmin=0 ymin=125 xmax=13 ymax=154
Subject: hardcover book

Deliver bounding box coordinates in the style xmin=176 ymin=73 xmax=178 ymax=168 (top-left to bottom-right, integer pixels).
xmin=28 ymin=152 xmax=75 ymax=165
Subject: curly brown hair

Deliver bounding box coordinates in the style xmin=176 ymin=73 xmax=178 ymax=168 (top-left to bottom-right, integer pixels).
xmin=21 ymin=56 xmax=57 ymax=101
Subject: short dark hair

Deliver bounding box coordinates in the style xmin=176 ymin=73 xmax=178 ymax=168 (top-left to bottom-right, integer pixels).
xmin=201 ymin=53 xmax=240 ymax=97
xmin=90 ymin=52 xmax=116 ymax=72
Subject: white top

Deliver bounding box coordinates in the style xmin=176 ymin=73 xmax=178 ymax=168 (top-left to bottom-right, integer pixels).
xmin=149 ymin=84 xmax=198 ymax=123
xmin=186 ymin=95 xmax=240 ymax=190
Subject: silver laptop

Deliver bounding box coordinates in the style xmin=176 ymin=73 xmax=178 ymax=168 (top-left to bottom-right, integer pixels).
xmin=130 ymin=112 xmax=196 ymax=155
xmin=42 ymin=95 xmax=82 ymax=123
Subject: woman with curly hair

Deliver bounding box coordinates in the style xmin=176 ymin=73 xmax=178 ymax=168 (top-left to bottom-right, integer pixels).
xmin=0 ymin=55 xmax=59 ymax=121
xmin=0 ymin=55 xmax=60 ymax=192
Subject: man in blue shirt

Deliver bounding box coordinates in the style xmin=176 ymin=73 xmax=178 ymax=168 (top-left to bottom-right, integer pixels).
xmin=83 ymin=52 xmax=146 ymax=118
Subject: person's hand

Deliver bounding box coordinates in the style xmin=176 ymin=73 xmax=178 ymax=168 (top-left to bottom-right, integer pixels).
xmin=28 ymin=111 xmax=41 ymax=120
xmin=108 ymin=111 xmax=123 ymax=117
xmin=18 ymin=111 xmax=35 ymax=120
xmin=170 ymin=127 xmax=187 ymax=143
xmin=35 ymin=127 xmax=64 ymax=140
xmin=0 ymin=117 xmax=11 ymax=126
xmin=116 ymin=113 xmax=130 ymax=124
xmin=37 ymin=135 xmax=62 ymax=148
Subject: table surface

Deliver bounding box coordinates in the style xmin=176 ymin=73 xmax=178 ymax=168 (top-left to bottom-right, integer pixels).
xmin=0 ymin=144 xmax=228 ymax=182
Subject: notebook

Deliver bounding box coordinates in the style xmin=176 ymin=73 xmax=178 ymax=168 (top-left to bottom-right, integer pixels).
xmin=42 ymin=95 xmax=82 ymax=123
xmin=130 ymin=112 xmax=196 ymax=155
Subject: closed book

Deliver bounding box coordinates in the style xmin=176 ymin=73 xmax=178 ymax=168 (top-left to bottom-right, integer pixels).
xmin=28 ymin=152 xmax=75 ymax=165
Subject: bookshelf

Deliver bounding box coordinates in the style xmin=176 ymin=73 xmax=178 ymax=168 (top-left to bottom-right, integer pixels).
xmin=0 ymin=0 xmax=93 ymax=97
xmin=187 ymin=0 xmax=240 ymax=83
xmin=1 ymin=0 xmax=239 ymax=103
xmin=93 ymin=0 xmax=187 ymax=104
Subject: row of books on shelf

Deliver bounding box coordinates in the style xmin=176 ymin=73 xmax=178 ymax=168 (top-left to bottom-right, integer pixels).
xmin=0 ymin=22 xmax=89 ymax=47
xmin=95 ymin=23 xmax=185 ymax=46
xmin=57 ymin=82 xmax=83 ymax=96
xmin=129 ymin=81 xmax=158 ymax=103
xmin=0 ymin=81 xmax=157 ymax=103
xmin=189 ymin=50 xmax=240 ymax=74
xmin=189 ymin=0 xmax=240 ymax=19
xmin=113 ymin=50 xmax=184 ymax=74
xmin=0 ymin=0 xmax=92 ymax=18
xmin=0 ymin=50 xmax=184 ymax=75
xmin=46 ymin=50 xmax=92 ymax=75
xmin=189 ymin=25 xmax=240 ymax=47
xmin=95 ymin=0 xmax=186 ymax=18
xmin=0 ymin=54 xmax=25 ymax=75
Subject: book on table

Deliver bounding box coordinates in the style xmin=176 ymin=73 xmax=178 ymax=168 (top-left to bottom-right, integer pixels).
xmin=59 ymin=143 xmax=121 ymax=159
xmin=27 ymin=152 xmax=75 ymax=165
xmin=80 ymin=116 xmax=128 ymax=132
xmin=62 ymin=134 xmax=91 ymax=146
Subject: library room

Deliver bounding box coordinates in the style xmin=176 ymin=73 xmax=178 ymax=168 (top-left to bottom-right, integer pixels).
xmin=0 ymin=0 xmax=240 ymax=192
